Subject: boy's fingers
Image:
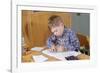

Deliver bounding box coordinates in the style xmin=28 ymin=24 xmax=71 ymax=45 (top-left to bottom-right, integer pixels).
xmin=52 ymin=49 xmax=54 ymax=52
xmin=52 ymin=48 xmax=54 ymax=52
xmin=50 ymin=48 xmax=56 ymax=52
xmin=49 ymin=49 xmax=52 ymax=52
xmin=49 ymin=48 xmax=54 ymax=52
xmin=53 ymin=48 xmax=57 ymax=52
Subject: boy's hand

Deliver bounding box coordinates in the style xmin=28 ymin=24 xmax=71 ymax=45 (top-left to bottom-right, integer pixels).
xmin=49 ymin=45 xmax=57 ymax=52
xmin=56 ymin=45 xmax=65 ymax=52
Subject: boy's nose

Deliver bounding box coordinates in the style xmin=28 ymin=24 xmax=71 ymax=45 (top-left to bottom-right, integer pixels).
xmin=54 ymin=30 xmax=57 ymax=34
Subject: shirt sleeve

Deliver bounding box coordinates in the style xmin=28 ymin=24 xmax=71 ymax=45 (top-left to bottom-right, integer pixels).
xmin=66 ymin=29 xmax=80 ymax=51
xmin=46 ymin=36 xmax=53 ymax=49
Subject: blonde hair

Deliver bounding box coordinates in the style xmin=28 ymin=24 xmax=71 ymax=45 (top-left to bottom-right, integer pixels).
xmin=48 ymin=15 xmax=63 ymax=27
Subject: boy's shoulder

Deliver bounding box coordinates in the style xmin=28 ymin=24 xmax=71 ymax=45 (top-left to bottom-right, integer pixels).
xmin=64 ymin=27 xmax=72 ymax=33
xmin=64 ymin=27 xmax=72 ymax=31
xmin=64 ymin=27 xmax=76 ymax=35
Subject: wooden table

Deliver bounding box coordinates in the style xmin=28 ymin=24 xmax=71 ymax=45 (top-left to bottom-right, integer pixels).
xmin=22 ymin=49 xmax=90 ymax=62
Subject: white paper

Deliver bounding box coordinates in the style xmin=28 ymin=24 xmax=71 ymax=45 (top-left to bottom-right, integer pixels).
xmin=42 ymin=49 xmax=81 ymax=60
xmin=31 ymin=47 xmax=44 ymax=51
xmin=32 ymin=55 xmax=48 ymax=62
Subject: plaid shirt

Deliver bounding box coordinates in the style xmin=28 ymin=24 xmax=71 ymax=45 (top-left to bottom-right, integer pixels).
xmin=46 ymin=27 xmax=80 ymax=51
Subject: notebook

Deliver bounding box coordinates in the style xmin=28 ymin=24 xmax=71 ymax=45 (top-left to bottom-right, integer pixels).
xmin=32 ymin=55 xmax=48 ymax=62
xmin=42 ymin=49 xmax=81 ymax=60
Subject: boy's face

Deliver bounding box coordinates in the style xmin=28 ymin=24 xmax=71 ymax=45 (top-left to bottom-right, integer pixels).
xmin=50 ymin=21 xmax=64 ymax=37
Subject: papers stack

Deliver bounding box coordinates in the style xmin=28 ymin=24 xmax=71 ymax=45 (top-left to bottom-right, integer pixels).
xmin=32 ymin=55 xmax=48 ymax=63
xmin=31 ymin=47 xmax=44 ymax=51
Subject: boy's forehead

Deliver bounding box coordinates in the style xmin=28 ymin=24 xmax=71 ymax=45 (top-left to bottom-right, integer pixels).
xmin=49 ymin=16 xmax=62 ymax=23
xmin=49 ymin=19 xmax=63 ymax=26
xmin=50 ymin=21 xmax=63 ymax=27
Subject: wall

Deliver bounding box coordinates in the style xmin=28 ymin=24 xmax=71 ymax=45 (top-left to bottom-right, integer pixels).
xmin=71 ymin=13 xmax=90 ymax=36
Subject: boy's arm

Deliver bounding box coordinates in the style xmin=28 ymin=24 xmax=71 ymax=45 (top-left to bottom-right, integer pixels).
xmin=46 ymin=37 xmax=57 ymax=52
xmin=46 ymin=37 xmax=53 ymax=49
xmin=66 ymin=29 xmax=80 ymax=51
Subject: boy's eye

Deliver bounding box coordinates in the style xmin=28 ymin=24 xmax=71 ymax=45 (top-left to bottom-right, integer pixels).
xmin=52 ymin=23 xmax=59 ymax=27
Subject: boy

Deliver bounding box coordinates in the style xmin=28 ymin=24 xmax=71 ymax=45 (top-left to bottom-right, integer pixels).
xmin=46 ymin=15 xmax=80 ymax=52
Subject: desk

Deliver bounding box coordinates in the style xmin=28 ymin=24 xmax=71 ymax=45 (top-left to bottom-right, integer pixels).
xmin=22 ymin=49 xmax=90 ymax=62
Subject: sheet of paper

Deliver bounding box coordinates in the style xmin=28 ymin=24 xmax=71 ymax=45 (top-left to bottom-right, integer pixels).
xmin=31 ymin=47 xmax=44 ymax=51
xmin=32 ymin=55 xmax=48 ymax=62
xmin=42 ymin=49 xmax=81 ymax=60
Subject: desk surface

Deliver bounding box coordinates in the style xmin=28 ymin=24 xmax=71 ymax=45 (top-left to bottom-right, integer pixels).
xmin=22 ymin=49 xmax=90 ymax=62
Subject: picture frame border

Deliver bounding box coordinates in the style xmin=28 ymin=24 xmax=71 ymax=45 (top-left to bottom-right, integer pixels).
xmin=11 ymin=1 xmax=97 ymax=73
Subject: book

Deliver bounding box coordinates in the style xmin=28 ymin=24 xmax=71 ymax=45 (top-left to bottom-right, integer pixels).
xmin=42 ymin=49 xmax=81 ymax=60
